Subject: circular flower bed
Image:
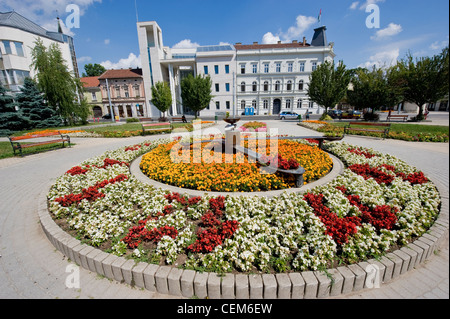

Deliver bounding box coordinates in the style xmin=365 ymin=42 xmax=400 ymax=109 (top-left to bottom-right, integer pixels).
xmin=47 ymin=139 xmax=441 ymax=274
xmin=139 ymin=139 xmax=333 ymax=192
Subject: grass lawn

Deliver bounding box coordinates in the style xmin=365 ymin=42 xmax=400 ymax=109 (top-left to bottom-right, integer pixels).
xmin=84 ymin=122 xmax=194 ymax=137
xmin=0 ymin=141 xmax=73 ymax=159
xmin=314 ymin=121 xmax=449 ymax=142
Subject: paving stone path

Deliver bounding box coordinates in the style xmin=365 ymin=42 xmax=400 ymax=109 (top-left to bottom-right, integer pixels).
xmin=0 ymin=120 xmax=448 ymax=299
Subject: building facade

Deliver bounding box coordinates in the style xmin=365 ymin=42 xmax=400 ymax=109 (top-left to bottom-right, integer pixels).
xmin=97 ymin=68 xmax=146 ymax=119
xmin=80 ymin=76 xmax=103 ymax=118
xmin=0 ymin=11 xmax=79 ymax=93
xmin=137 ymin=21 xmax=335 ymax=118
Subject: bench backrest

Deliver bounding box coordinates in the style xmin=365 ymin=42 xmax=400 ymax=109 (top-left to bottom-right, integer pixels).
xmin=348 ymin=122 xmax=390 ymax=127
xmin=10 ymin=131 xmax=61 ymax=141
xmin=142 ymin=122 xmax=171 ymax=127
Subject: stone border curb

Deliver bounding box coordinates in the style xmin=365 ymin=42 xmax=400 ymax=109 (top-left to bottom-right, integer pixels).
xmin=38 ymin=172 xmax=449 ymax=299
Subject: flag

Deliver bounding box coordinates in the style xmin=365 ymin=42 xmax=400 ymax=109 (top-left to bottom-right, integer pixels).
xmin=318 ymin=9 xmax=322 ymax=23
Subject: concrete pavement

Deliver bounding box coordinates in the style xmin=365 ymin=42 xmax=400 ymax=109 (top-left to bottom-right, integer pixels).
xmin=0 ymin=120 xmax=448 ymax=299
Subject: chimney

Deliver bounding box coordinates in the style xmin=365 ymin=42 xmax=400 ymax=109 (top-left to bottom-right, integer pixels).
xmin=292 ymin=40 xmax=298 ymax=43
xmin=277 ymin=40 xmax=282 ymax=44
xmin=303 ymin=37 xmax=306 ymax=45
xmin=253 ymin=41 xmax=258 ymax=45
xmin=235 ymin=42 xmax=242 ymax=45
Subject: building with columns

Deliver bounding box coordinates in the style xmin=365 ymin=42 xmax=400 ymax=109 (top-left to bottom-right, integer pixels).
xmin=97 ymin=68 xmax=146 ymax=119
xmin=137 ymin=21 xmax=335 ymax=118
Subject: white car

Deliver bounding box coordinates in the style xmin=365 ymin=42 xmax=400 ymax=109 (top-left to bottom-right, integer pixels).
xmin=279 ymin=112 xmax=299 ymax=120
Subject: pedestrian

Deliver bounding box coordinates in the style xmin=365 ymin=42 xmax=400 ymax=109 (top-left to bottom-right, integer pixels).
xmin=305 ymin=111 xmax=310 ymax=120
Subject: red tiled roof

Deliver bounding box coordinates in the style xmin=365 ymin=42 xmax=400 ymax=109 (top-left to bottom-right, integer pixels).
xmin=80 ymin=76 xmax=100 ymax=88
xmin=98 ymin=68 xmax=143 ymax=79
xmin=234 ymin=42 xmax=310 ymax=50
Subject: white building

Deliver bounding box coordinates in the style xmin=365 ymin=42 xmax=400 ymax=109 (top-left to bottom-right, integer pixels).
xmin=137 ymin=21 xmax=335 ymax=118
xmin=0 ymin=11 xmax=79 ymax=93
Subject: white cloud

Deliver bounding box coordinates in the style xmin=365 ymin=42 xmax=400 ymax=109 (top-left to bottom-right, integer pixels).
xmin=358 ymin=0 xmax=385 ymax=10
xmin=371 ymin=23 xmax=403 ymax=40
xmin=77 ymin=56 xmax=92 ymax=63
xmin=104 ymin=39 xmax=110 ymax=45
xmin=261 ymin=14 xmax=317 ymax=44
xmin=100 ymin=53 xmax=141 ymax=70
xmin=359 ymin=48 xmax=400 ymax=69
xmin=350 ymin=1 xmax=360 ymax=10
xmin=262 ymin=32 xmax=281 ymax=44
xmin=172 ymin=39 xmax=200 ymax=49
xmin=430 ymin=37 xmax=449 ymax=50
xmin=0 ymin=0 xmax=101 ymax=36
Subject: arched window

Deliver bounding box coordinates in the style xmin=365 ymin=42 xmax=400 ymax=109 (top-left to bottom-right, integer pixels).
xmin=298 ymin=80 xmax=304 ymax=91
xmin=287 ymin=80 xmax=292 ymax=91
xmin=263 ymin=81 xmax=269 ymax=92
xmin=252 ymin=81 xmax=257 ymax=92
xmin=241 ymin=82 xmax=246 ymax=92
xmin=275 ymin=80 xmax=281 ymax=91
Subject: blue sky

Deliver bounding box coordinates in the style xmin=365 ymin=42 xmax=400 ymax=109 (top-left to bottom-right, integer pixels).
xmin=1 ymin=0 xmax=448 ymax=74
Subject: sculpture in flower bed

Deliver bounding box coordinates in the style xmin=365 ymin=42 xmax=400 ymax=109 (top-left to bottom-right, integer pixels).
xmin=47 ymin=139 xmax=441 ymax=273
xmin=238 ymin=121 xmax=267 ymax=132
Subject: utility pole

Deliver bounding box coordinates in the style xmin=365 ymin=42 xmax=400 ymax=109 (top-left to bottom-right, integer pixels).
xmin=105 ymin=78 xmax=114 ymax=122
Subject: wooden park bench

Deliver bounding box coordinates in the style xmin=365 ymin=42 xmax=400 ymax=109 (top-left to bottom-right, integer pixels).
xmin=139 ymin=117 xmax=154 ymax=123
xmin=8 ymin=131 xmax=71 ymax=157
xmin=142 ymin=122 xmax=173 ymax=135
xmin=171 ymin=117 xmax=188 ymax=123
xmin=344 ymin=122 xmax=391 ymax=139
xmin=387 ymin=114 xmax=409 ymax=122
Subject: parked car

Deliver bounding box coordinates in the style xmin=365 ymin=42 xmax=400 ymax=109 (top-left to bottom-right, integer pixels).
xmin=327 ymin=109 xmax=343 ymax=119
xmin=102 ymin=113 xmax=112 ymax=119
xmin=279 ymin=112 xmax=299 ymax=120
xmin=340 ymin=110 xmax=362 ymax=119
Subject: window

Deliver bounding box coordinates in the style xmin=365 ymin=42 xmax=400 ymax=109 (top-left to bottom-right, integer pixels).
xmin=134 ymin=85 xmax=140 ymax=97
xmin=312 ymin=62 xmax=317 ymax=71
xmin=252 ymin=81 xmax=257 ymax=92
xmin=252 ymin=100 xmax=257 ymax=108
xmin=214 ymin=65 xmax=219 ymax=74
xmin=298 ymin=80 xmax=304 ymax=91
xmin=264 ymin=63 xmax=269 ymax=73
xmin=2 ymin=41 xmax=12 ymax=55
xmin=241 ymin=82 xmax=246 ymax=92
xmin=263 ymin=81 xmax=269 ymax=92
xmin=216 ymin=101 xmax=220 ymax=109
xmin=263 ymin=100 xmax=268 ymax=109
xmin=225 ymin=65 xmax=230 ymax=74
xmin=299 ymin=62 xmax=305 ymax=72
xmin=288 ymin=62 xmax=293 ymax=72
xmin=309 ymin=101 xmax=314 ymax=108
xmin=241 ymin=100 xmax=246 ymax=109
xmin=275 ymin=80 xmax=281 ymax=91
xmin=124 ymin=86 xmax=129 ymax=98
xmin=252 ymin=64 xmax=257 ymax=74
xmin=297 ymin=99 xmax=302 ymax=108
xmin=286 ymin=99 xmax=291 ymax=109
xmin=0 ymin=70 xmax=7 ymax=85
xmin=240 ymin=64 xmax=245 ymax=74
xmin=92 ymin=92 xmax=97 ymax=101
xmin=14 ymin=42 xmax=24 ymax=57
xmin=287 ymin=80 xmax=292 ymax=91
xmin=215 ymin=83 xmax=220 ymax=92
xmin=225 ymin=83 xmax=230 ymax=92
xmin=7 ymin=70 xmax=15 ymax=84
xmin=204 ymin=66 xmax=208 ymax=74
xmin=226 ymin=101 xmax=230 ymax=110
xmin=14 ymin=70 xmax=30 ymax=85
xmin=276 ymin=62 xmax=281 ymax=73
xmin=115 ymin=87 xmax=121 ymax=98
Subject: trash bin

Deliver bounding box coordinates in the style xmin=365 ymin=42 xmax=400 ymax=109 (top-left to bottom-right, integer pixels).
xmin=115 ymin=116 xmax=120 ymax=122
xmin=298 ymin=114 xmax=302 ymax=122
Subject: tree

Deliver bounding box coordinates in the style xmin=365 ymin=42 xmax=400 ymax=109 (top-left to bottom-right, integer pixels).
xmin=15 ymin=78 xmax=62 ymax=128
xmin=0 ymin=84 xmax=29 ymax=136
xmin=396 ymin=47 xmax=449 ymax=121
xmin=31 ymin=38 xmax=88 ymax=126
xmin=151 ymin=81 xmax=172 ymax=118
xmin=82 ymin=63 xmax=106 ymax=77
xmin=307 ymin=60 xmax=352 ymax=115
xmin=180 ymin=74 xmax=213 ymax=118
xmin=347 ymin=66 xmax=401 ymax=116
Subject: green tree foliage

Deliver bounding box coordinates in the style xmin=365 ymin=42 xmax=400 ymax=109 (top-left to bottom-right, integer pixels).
xmin=308 ymin=60 xmax=352 ymax=114
xmin=180 ymin=74 xmax=213 ymax=118
xmin=396 ymin=46 xmax=449 ymax=120
xmin=82 ymin=63 xmax=107 ymax=77
xmin=151 ymin=81 xmax=172 ymax=117
xmin=0 ymin=84 xmax=29 ymax=136
xmin=31 ymin=38 xmax=89 ymax=126
xmin=15 ymin=78 xmax=62 ymax=128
